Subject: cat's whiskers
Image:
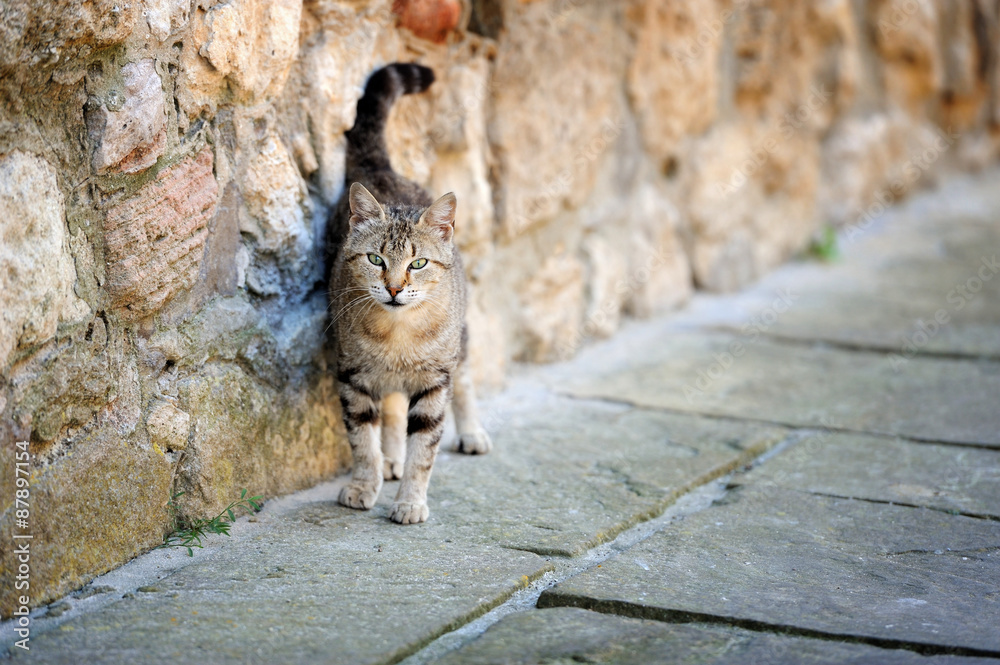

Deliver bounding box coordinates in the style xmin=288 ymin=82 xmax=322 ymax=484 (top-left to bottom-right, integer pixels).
xmin=327 ymin=293 xmax=372 ymax=333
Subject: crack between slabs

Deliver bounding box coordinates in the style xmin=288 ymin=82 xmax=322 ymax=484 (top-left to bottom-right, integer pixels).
xmin=394 ymin=479 xmax=733 ymax=665
xmin=798 ymin=489 xmax=1000 ymax=523
xmin=395 ymin=432 xmax=798 ymax=665
xmin=700 ymin=326 xmax=1000 ymax=364
xmin=535 ymin=594 xmax=1000 ymax=660
xmin=554 ymin=391 xmax=1000 ymax=452
xmin=884 ymin=546 xmax=1000 ymax=558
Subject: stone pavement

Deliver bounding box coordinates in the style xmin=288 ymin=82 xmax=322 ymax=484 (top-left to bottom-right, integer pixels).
xmin=3 ymin=170 xmax=999 ymax=663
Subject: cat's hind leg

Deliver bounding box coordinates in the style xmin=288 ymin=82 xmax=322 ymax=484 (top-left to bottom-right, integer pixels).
xmin=337 ymin=368 xmax=384 ymax=510
xmin=452 ymin=328 xmax=492 ymax=455
xmin=381 ymin=392 xmax=407 ymax=480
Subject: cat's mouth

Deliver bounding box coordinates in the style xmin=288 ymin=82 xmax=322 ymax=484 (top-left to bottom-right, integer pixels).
xmin=384 ymin=299 xmax=406 ymax=308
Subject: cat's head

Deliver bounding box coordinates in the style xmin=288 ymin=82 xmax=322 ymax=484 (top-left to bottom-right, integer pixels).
xmin=341 ymin=182 xmax=456 ymax=311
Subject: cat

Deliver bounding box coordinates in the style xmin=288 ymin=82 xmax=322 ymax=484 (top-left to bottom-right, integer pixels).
xmin=327 ymin=63 xmax=492 ymax=525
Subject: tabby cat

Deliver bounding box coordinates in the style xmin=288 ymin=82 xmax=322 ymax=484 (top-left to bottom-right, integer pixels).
xmin=328 ymin=63 xmax=492 ymax=525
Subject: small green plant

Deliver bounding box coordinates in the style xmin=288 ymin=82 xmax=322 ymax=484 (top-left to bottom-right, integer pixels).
xmin=807 ymin=224 xmax=839 ymax=262
xmin=159 ymin=488 xmax=263 ymax=556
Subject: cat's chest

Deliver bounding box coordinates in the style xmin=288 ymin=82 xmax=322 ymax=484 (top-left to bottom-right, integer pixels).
xmin=357 ymin=314 xmax=455 ymax=371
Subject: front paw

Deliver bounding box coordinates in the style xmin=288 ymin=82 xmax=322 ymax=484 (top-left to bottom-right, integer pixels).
xmin=456 ymin=429 xmax=493 ymax=455
xmin=339 ymin=482 xmax=379 ymax=510
xmin=383 ymin=457 xmax=403 ymax=481
xmin=389 ymin=501 xmax=428 ymax=524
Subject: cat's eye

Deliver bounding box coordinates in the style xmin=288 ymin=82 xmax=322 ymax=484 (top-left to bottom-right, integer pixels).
xmin=367 ymin=253 xmax=384 ymax=266
xmin=409 ymin=258 xmax=428 ymax=270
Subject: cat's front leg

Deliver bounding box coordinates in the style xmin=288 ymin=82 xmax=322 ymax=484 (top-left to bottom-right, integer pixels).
xmin=390 ymin=376 xmax=450 ymax=524
xmin=337 ymin=368 xmax=384 ymax=510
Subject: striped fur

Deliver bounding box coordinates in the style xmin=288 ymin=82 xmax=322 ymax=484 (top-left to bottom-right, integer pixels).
xmin=328 ymin=63 xmax=492 ymax=525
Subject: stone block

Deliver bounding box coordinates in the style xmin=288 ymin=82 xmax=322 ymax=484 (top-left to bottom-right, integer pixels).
xmin=0 ymin=427 xmax=172 ymax=616
xmin=179 ymin=0 xmax=302 ymax=114
xmin=146 ymin=400 xmax=191 ymax=452
xmin=0 ymin=151 xmax=89 ymax=370
xmin=489 ymin=1 xmax=630 ymax=238
xmin=90 ymin=59 xmax=167 ymax=174
xmin=626 ymin=0 xmax=721 ymax=165
xmin=102 ymin=147 xmax=219 ymax=320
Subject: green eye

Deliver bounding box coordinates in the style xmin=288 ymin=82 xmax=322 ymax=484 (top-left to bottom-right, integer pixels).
xmin=410 ymin=258 xmax=428 ymax=270
xmin=367 ymin=254 xmax=384 ymax=266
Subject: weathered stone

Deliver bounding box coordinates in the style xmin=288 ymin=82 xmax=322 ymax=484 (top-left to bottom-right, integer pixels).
xmin=195 ymin=182 xmax=244 ymax=299
xmin=515 ymin=251 xmax=586 ymax=362
xmin=146 ymin=400 xmax=191 ymax=452
xmin=819 ymin=112 xmax=947 ymax=227
xmin=433 ymin=607 xmax=998 ymax=665
xmin=179 ymin=0 xmax=302 ymax=114
xmin=240 ymin=129 xmax=313 ymax=284
xmin=734 ymin=432 xmax=1000 ymax=520
xmin=539 ymin=486 xmax=1000 ymax=654
xmin=556 ymin=331 xmax=1000 ymax=447
xmin=0 ymin=0 xmax=138 ymax=74
xmin=427 ymin=52 xmax=495 ymax=265
xmin=873 ymin=0 xmax=942 ymax=113
xmin=292 ymin=0 xmax=403 ymax=202
xmin=90 ymin=59 xmax=166 ymax=174
xmin=172 ymin=361 xmax=347 ymax=519
xmin=681 ymin=121 xmax=819 ymax=291
xmin=143 ymin=0 xmax=190 ymax=42
xmin=626 ymin=0 xmax=721 ymax=165
xmin=0 ymin=426 xmax=172 ymax=615
xmin=102 ymin=147 xmax=218 ymax=320
xmin=9 ymin=490 xmax=551 ymax=664
xmin=3 ymin=0 xmax=1000 ymax=621
xmin=489 ymin=1 xmax=630 ymax=238
xmin=0 ymin=151 xmax=89 ymax=370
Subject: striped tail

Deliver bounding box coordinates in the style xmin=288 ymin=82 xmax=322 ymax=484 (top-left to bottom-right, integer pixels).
xmin=345 ymin=63 xmax=435 ymax=173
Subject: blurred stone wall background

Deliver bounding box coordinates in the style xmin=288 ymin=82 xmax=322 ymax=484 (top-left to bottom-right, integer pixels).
xmin=1 ymin=0 xmax=998 ymax=614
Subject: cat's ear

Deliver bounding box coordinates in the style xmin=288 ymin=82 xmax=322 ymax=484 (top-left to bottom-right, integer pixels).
xmin=349 ymin=182 xmax=385 ymax=228
xmin=418 ymin=192 xmax=456 ymax=242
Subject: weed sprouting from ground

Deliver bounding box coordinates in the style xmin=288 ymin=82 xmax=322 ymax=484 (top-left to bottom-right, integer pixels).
xmin=159 ymin=489 xmax=263 ymax=556
xmin=808 ymin=225 xmax=839 ymax=262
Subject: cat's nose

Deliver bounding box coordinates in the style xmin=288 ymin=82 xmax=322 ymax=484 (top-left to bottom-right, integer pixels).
xmin=386 ymin=285 xmax=403 ymax=298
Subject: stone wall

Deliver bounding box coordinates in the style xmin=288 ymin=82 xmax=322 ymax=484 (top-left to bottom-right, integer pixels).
xmin=1 ymin=0 xmax=998 ymax=614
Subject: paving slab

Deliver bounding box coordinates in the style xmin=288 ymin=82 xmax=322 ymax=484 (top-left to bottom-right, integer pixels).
xmin=6 ymin=391 xmax=785 ymax=663
xmin=11 ymin=504 xmax=551 ymax=665
xmin=733 ymin=432 xmax=1000 ymax=519
xmin=555 ymin=331 xmax=1000 ymax=447
xmin=539 ymin=486 xmax=1000 ymax=656
xmin=431 ymin=607 xmax=1000 ymax=665
xmin=437 ymin=392 xmax=786 ymax=555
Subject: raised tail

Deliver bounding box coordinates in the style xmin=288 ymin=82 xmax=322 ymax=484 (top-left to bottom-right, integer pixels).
xmin=345 ymin=63 xmax=435 ymax=173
